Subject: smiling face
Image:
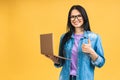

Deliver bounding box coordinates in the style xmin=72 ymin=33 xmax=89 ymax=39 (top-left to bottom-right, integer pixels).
xmin=70 ymin=9 xmax=84 ymax=28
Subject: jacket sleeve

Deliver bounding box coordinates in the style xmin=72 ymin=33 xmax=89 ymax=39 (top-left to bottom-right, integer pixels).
xmin=54 ymin=34 xmax=65 ymax=68
xmin=91 ymin=35 xmax=105 ymax=68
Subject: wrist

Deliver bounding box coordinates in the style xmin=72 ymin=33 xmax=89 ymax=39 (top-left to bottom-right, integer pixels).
xmin=89 ymin=48 xmax=95 ymax=55
xmin=89 ymin=48 xmax=98 ymax=61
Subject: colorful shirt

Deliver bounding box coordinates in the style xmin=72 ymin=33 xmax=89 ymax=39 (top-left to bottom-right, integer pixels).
xmin=70 ymin=34 xmax=83 ymax=76
xmin=55 ymin=31 xmax=105 ymax=80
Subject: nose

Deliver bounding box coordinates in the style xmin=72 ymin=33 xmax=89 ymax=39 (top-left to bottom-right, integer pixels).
xmin=74 ymin=17 xmax=78 ymax=20
xmin=74 ymin=17 xmax=79 ymax=21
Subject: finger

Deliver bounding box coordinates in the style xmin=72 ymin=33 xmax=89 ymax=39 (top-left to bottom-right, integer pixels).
xmin=82 ymin=43 xmax=85 ymax=46
xmin=82 ymin=45 xmax=85 ymax=49
xmin=81 ymin=44 xmax=84 ymax=48
xmin=45 ymin=54 xmax=49 ymax=57
xmin=82 ymin=46 xmax=86 ymax=51
xmin=82 ymin=48 xmax=87 ymax=53
xmin=82 ymin=44 xmax=88 ymax=49
xmin=88 ymin=38 xmax=91 ymax=44
xmin=53 ymin=56 xmax=59 ymax=64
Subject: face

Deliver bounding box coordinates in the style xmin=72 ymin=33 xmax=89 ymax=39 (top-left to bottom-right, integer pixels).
xmin=70 ymin=9 xmax=84 ymax=28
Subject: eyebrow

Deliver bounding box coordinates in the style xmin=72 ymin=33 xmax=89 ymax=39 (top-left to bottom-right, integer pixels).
xmin=70 ymin=14 xmax=81 ymax=16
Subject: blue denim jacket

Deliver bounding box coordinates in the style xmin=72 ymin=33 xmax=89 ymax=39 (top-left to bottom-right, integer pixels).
xmin=55 ymin=31 xmax=105 ymax=80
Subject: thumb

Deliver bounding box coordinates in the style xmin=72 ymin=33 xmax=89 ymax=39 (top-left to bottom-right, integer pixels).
xmin=88 ymin=38 xmax=91 ymax=44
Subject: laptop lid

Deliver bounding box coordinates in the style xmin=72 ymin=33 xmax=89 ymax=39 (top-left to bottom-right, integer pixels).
xmin=40 ymin=33 xmax=54 ymax=56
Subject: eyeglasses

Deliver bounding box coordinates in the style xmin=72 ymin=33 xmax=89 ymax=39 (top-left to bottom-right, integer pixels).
xmin=70 ymin=15 xmax=82 ymax=21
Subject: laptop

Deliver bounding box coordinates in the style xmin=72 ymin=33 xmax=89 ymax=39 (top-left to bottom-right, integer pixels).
xmin=40 ymin=33 xmax=70 ymax=60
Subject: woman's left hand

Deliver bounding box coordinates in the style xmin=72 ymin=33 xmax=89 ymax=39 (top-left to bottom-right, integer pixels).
xmin=81 ymin=39 xmax=94 ymax=54
xmin=82 ymin=38 xmax=98 ymax=61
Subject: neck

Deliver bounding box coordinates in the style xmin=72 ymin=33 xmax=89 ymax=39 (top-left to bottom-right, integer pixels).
xmin=74 ymin=28 xmax=84 ymax=35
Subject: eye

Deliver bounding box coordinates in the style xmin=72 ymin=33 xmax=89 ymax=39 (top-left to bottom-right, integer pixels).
xmin=77 ymin=15 xmax=82 ymax=17
xmin=70 ymin=16 xmax=75 ymax=18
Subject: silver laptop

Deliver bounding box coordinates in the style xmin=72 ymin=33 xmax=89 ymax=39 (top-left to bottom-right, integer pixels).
xmin=40 ymin=33 xmax=70 ymax=60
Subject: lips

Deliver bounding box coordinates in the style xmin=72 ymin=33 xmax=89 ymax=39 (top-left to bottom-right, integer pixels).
xmin=74 ymin=23 xmax=79 ymax=25
xmin=74 ymin=21 xmax=81 ymax=25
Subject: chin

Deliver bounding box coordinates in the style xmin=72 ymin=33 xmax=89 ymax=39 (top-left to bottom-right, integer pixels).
xmin=74 ymin=25 xmax=82 ymax=28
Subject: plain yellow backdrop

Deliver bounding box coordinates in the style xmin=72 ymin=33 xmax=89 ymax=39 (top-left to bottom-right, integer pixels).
xmin=0 ymin=0 xmax=120 ymax=80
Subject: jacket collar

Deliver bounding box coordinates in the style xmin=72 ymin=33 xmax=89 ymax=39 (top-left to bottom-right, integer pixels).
xmin=71 ymin=31 xmax=89 ymax=39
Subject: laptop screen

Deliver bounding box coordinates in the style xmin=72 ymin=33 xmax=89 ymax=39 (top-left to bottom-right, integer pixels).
xmin=40 ymin=33 xmax=54 ymax=56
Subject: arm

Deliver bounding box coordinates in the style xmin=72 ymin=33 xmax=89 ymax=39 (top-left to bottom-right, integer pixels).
xmin=54 ymin=34 xmax=65 ymax=68
xmin=90 ymin=35 xmax=105 ymax=68
xmin=82 ymin=35 xmax=105 ymax=68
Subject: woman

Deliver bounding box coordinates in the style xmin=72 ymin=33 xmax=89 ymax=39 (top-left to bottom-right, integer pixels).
xmin=50 ymin=5 xmax=105 ymax=80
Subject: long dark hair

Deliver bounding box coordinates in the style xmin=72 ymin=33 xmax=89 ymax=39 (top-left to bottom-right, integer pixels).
xmin=60 ymin=5 xmax=91 ymax=57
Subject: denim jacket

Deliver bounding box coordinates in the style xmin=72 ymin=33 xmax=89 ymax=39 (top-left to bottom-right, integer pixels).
xmin=54 ymin=31 xmax=105 ymax=80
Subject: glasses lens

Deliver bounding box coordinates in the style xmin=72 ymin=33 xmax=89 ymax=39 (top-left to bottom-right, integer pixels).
xmin=70 ymin=15 xmax=82 ymax=21
xmin=77 ymin=15 xmax=82 ymax=19
xmin=70 ymin=16 xmax=75 ymax=21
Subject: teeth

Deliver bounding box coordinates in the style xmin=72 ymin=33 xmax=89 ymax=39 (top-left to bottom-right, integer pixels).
xmin=75 ymin=22 xmax=79 ymax=24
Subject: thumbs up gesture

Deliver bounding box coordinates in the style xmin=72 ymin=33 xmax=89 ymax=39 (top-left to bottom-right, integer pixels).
xmin=82 ymin=38 xmax=94 ymax=54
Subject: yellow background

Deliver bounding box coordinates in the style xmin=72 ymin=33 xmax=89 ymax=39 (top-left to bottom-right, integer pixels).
xmin=0 ymin=0 xmax=120 ymax=80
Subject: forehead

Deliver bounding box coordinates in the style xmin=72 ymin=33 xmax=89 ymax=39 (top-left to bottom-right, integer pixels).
xmin=71 ymin=9 xmax=81 ymax=15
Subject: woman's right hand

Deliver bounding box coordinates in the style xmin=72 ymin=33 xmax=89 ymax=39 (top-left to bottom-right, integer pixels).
xmin=44 ymin=54 xmax=60 ymax=64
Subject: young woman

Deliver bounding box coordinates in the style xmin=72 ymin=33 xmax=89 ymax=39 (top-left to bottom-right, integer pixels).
xmin=49 ymin=5 xmax=105 ymax=80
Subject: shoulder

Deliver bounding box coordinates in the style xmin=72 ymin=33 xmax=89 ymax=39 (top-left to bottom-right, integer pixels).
xmin=60 ymin=33 xmax=65 ymax=39
xmin=86 ymin=31 xmax=100 ymax=40
xmin=60 ymin=31 xmax=72 ymax=39
xmin=59 ymin=33 xmax=66 ymax=42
